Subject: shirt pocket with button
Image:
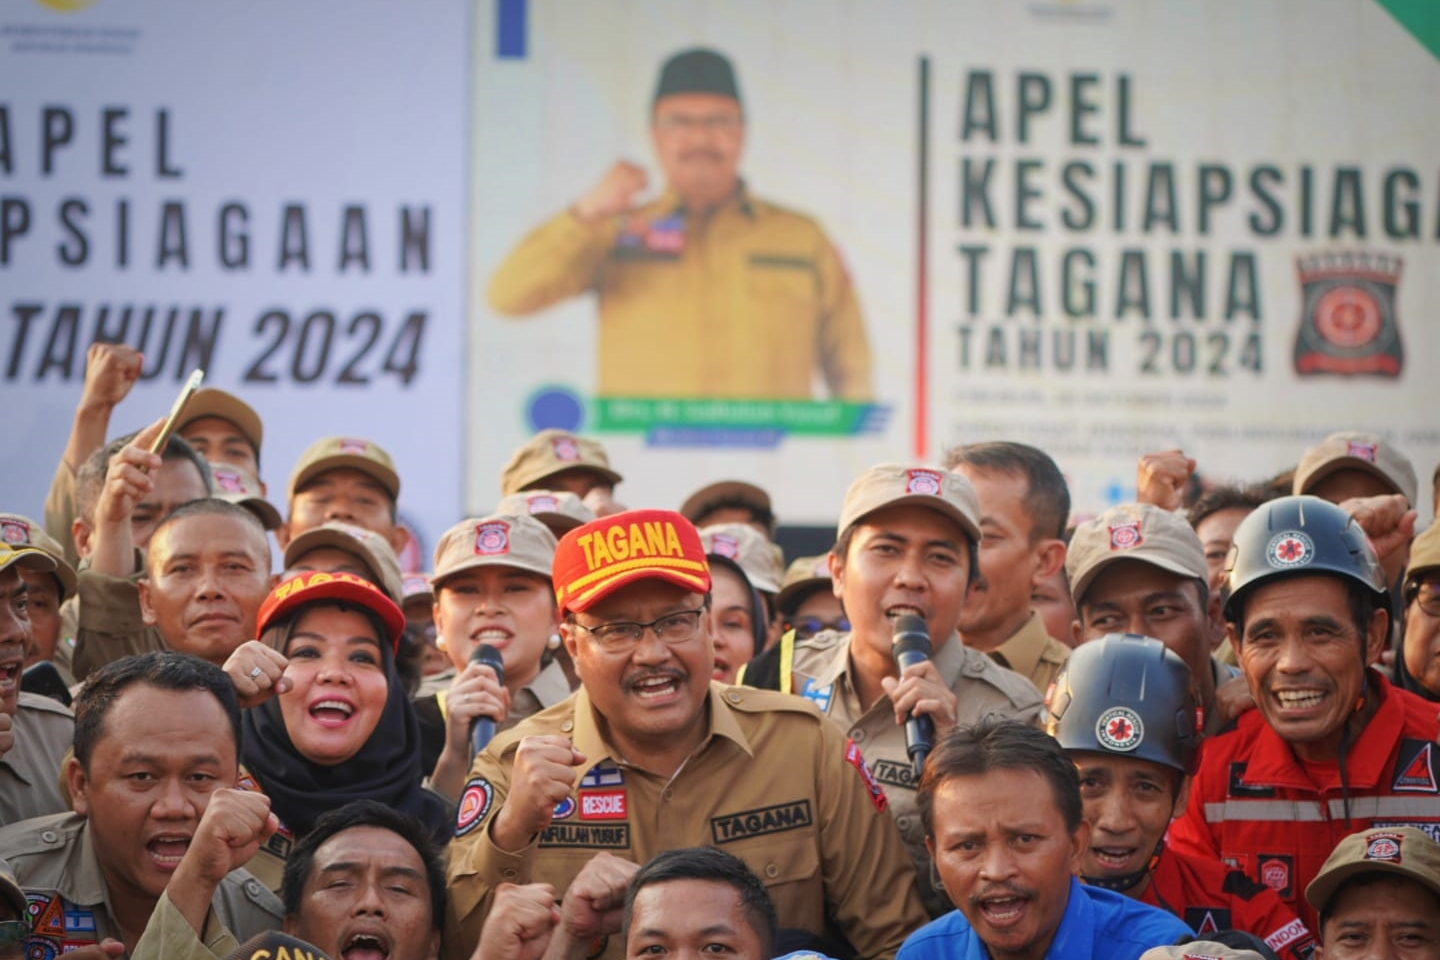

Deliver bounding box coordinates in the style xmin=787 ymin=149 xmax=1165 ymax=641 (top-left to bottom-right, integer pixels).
xmin=746 ymin=255 xmax=818 ymax=317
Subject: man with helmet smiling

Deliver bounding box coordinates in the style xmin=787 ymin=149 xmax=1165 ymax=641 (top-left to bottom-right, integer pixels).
xmin=1168 ymin=495 xmax=1440 ymax=933
xmin=1048 ymin=634 xmax=1312 ymax=958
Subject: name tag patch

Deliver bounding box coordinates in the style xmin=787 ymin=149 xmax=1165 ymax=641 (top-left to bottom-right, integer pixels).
xmin=710 ymin=800 xmax=814 ymax=844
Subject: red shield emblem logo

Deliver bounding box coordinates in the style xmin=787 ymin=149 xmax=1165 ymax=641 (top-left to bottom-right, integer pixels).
xmin=905 ymin=469 xmax=943 ymax=495
xmin=551 ymin=436 xmax=580 ymax=461
xmin=1108 ymin=521 xmax=1143 ymax=551
xmin=0 ymin=520 xmax=31 ymax=545
xmin=1294 ymin=251 xmax=1404 ymax=377
xmin=474 ymin=521 xmax=511 ymax=556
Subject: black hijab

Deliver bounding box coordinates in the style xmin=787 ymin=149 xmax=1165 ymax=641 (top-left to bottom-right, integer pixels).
xmin=240 ymin=600 xmax=451 ymax=844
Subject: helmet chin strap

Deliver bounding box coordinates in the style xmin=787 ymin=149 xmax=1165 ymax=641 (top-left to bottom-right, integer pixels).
xmin=1081 ymin=839 xmax=1164 ymax=893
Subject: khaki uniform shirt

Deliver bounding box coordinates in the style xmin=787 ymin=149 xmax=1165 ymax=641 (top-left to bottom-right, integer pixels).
xmin=447 ymin=684 xmax=926 ymax=960
xmin=43 ymin=459 xmax=82 ymax=569
xmin=0 ymin=693 xmax=74 ymax=827
xmin=130 ymin=890 xmax=241 ymax=960
xmin=987 ymin=611 xmax=1071 ymax=697
xmin=788 ymin=631 xmax=1044 ymax=917
xmin=0 ymin=813 xmax=281 ymax=953
xmin=72 ymin=567 xmax=166 ymax=682
xmin=486 ymin=188 xmax=873 ymax=400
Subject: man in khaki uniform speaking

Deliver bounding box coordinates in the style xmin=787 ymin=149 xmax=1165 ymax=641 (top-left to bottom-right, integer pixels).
xmin=445 ymin=508 xmax=925 ymax=960
xmin=486 ymin=48 xmax=873 ymax=401
xmin=738 ymin=463 xmax=1043 ymax=918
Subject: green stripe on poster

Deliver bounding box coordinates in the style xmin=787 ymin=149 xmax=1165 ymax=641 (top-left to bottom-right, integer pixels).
xmin=1374 ymin=0 xmax=1440 ymax=62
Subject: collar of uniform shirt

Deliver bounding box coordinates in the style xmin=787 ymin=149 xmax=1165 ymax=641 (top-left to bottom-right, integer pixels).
xmin=570 ymin=683 xmax=755 ymax=778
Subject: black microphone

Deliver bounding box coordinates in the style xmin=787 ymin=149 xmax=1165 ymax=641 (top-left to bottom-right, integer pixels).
xmin=891 ymin=614 xmax=935 ymax=778
xmin=470 ymin=643 xmax=506 ymax=760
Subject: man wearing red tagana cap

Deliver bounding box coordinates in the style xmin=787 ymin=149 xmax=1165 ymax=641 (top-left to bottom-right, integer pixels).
xmin=445 ymin=509 xmax=925 ymax=960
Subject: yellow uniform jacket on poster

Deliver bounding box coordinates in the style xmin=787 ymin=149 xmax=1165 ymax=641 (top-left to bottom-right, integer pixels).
xmin=487 ymin=188 xmax=874 ymax=400
xmin=446 ymin=684 xmax=925 ymax=960
xmin=787 ymin=631 xmax=1045 ymax=917
xmin=0 ymin=813 xmax=282 ymax=955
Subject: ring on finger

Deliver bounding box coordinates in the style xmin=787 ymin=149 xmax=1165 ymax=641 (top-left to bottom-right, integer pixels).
xmin=249 ymin=666 xmax=263 ymax=679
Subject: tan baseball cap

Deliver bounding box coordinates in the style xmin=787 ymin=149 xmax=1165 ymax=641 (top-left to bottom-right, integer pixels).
xmin=680 ymin=480 xmax=773 ymax=526
xmin=208 ymin=464 xmax=282 ymax=531
xmin=1293 ymin=431 xmax=1418 ymax=506
xmin=0 ymin=540 xmax=57 ymax=580
xmin=837 ymin=463 xmax=981 ymax=542
xmin=1067 ymin=503 xmax=1206 ymax=604
xmin=178 ymin=387 xmax=264 ymax=453
xmin=431 ymin=514 xmax=557 ymax=589
xmin=500 ymin=429 xmax=622 ymax=496
xmin=1407 ymin=517 xmax=1440 ymax=581
xmin=401 ymin=573 xmax=434 ymax=605
xmin=1306 ymin=825 xmax=1440 ymax=913
xmin=0 ymin=513 xmax=76 ymax=598
xmin=777 ymin=554 xmax=833 ymax=612
xmin=283 ymin=520 xmax=404 ymax=605
xmin=287 ymin=436 xmax=400 ymax=501
xmin=699 ymin=523 xmax=783 ymax=593
xmin=495 ymin=489 xmax=596 ymax=536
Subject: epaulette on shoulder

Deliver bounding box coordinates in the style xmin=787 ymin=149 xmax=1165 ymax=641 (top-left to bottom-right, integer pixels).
xmin=718 ymin=685 xmax=824 ymax=719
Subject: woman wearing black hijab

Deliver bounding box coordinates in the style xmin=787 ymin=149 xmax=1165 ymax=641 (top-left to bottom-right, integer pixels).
xmin=223 ymin=570 xmax=450 ymax=891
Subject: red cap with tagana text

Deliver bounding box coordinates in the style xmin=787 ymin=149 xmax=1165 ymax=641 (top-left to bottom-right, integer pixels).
xmin=257 ymin=570 xmax=406 ymax=652
xmin=553 ymin=509 xmax=710 ymax=614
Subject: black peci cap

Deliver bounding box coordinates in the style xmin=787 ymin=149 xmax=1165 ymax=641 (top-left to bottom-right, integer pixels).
xmin=653 ymin=48 xmax=741 ymax=106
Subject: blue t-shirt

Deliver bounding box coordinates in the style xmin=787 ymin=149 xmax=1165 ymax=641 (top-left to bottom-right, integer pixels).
xmin=897 ymin=877 xmax=1189 ymax=960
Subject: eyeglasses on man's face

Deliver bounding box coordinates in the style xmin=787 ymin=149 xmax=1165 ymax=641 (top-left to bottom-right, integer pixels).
xmin=570 ymin=607 xmax=708 ymax=652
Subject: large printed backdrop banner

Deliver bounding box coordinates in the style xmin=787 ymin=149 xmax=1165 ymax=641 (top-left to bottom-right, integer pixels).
xmin=1 ymin=0 xmax=469 ymax=560
xmin=469 ymin=0 xmax=1440 ymax=523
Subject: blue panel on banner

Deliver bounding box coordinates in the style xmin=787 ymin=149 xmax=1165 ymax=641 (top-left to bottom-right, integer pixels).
xmin=647 ymin=428 xmax=785 ymax=449
xmin=496 ymin=0 xmax=527 ymax=59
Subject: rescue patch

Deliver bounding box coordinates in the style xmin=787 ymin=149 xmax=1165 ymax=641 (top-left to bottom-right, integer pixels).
xmin=338 ymin=438 xmax=369 ymax=455
xmin=1265 ymin=531 xmax=1315 ymax=569
xmin=1363 ymin=831 xmax=1404 ymax=863
xmin=1393 ymin=740 xmax=1438 ymax=793
xmin=1108 ymin=520 xmax=1143 ymax=550
xmin=871 ymin=758 xmax=918 ymax=790
xmin=710 ymin=800 xmax=814 ymax=844
xmin=552 ymin=796 xmax=576 ymax=820
xmin=539 ymin=822 xmax=631 ymax=848
xmin=0 ymin=519 xmax=29 ymax=544
xmin=455 ymin=777 xmax=493 ymax=837
xmin=845 ymin=739 xmax=888 ymax=812
xmin=1096 ymin=706 xmax=1144 ymax=752
xmin=579 ymin=789 xmax=627 ymax=820
xmin=526 ymin=494 xmax=559 ymax=512
xmin=1258 ymin=853 xmax=1294 ymax=899
xmin=904 ymin=469 xmax=943 ymax=495
xmin=474 ymin=521 xmax=511 ymax=556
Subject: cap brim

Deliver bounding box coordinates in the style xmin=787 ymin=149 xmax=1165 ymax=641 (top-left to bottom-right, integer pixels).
xmin=290 ymin=455 xmax=400 ymax=501
xmin=180 ymin=389 xmax=264 ymax=451
xmin=259 ymin=577 xmax=406 ymax=649
xmin=518 ymin=465 xmax=623 ymax=493
xmin=0 ymin=547 xmax=57 ymax=577
xmin=562 ymin=566 xmax=710 ymax=614
xmin=776 ymin=576 xmax=831 ymax=612
xmin=432 ymin=553 xmax=553 ymax=589
xmin=847 ymin=495 xmax=981 ymax=544
xmin=283 ymin=527 xmax=374 ymax=570
xmin=1071 ymin=552 xmax=1202 ymax=606
xmin=1305 ymin=858 xmax=1440 ymax=913
xmin=233 ymin=498 xmax=283 ymax=531
xmin=1298 ymin=459 xmax=1406 ymax=501
xmin=532 ymin=512 xmax=586 ymax=535
xmin=680 ymin=481 xmax=771 ymax=522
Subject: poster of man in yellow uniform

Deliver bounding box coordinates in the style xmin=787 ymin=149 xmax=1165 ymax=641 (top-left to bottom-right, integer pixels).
xmin=485 ymin=48 xmax=875 ymax=402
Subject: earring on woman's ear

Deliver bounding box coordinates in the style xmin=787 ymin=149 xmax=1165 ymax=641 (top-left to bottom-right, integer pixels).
xmin=547 ymin=632 xmax=562 ymax=650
